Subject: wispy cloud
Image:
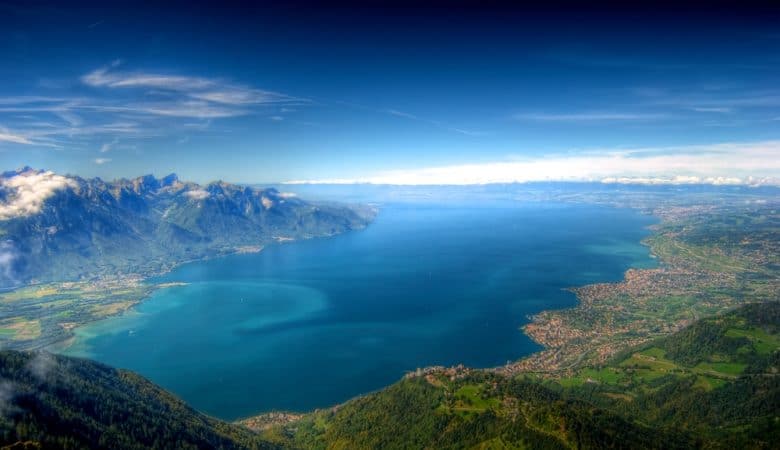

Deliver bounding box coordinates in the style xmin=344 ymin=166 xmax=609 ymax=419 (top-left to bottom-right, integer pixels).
xmin=285 ymin=140 xmax=780 ymax=186
xmin=99 ymin=138 xmax=118 ymax=153
xmin=82 ymin=69 xmax=213 ymax=90
xmin=689 ymin=107 xmax=732 ymax=113
xmin=0 ymin=128 xmax=33 ymax=145
xmin=383 ymin=108 xmax=483 ymax=136
xmin=344 ymin=103 xmax=481 ymax=136
xmin=0 ymin=96 xmax=70 ymax=105
xmin=55 ymin=111 xmax=83 ymax=126
xmin=384 ymin=109 xmax=418 ymax=120
xmin=82 ymin=64 xmax=301 ymax=109
xmin=94 ymin=158 xmax=111 ymax=165
xmin=0 ymin=240 xmax=19 ymax=286
xmin=514 ymin=112 xmax=667 ymax=122
xmin=0 ymin=63 xmax=305 ymax=150
xmin=80 ymin=101 xmax=248 ymax=119
xmin=333 ymin=101 xmax=482 ymax=136
xmin=635 ymin=87 xmax=780 ymax=111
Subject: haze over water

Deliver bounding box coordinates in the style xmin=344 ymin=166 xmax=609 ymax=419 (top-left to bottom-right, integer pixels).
xmin=62 ymin=202 xmax=657 ymax=420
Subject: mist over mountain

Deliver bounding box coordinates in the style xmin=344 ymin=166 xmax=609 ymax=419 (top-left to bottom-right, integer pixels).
xmin=0 ymin=167 xmax=375 ymax=287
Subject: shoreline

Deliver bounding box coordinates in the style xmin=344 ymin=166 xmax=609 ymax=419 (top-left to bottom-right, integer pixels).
xmin=2 ymin=244 xmax=269 ymax=353
xmin=42 ymin=243 xmax=274 ymax=353
xmin=497 ymin=202 xmax=772 ymax=376
xmin=35 ymin=224 xmax=369 ymax=353
xmin=498 ymin=210 xmax=675 ymax=375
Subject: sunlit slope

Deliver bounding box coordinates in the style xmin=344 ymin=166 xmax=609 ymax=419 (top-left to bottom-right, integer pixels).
xmin=0 ymin=303 xmax=776 ymax=449
xmin=555 ymin=301 xmax=780 ymax=448
xmin=262 ymin=302 xmax=779 ymax=449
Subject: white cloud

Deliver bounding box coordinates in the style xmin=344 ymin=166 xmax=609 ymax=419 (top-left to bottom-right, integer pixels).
xmin=643 ymin=89 xmax=780 ymax=110
xmin=0 ymin=128 xmax=33 ymax=145
xmin=82 ymin=65 xmax=300 ymax=109
xmin=26 ymin=351 xmax=56 ymax=381
xmin=82 ymin=67 xmax=214 ymax=90
xmin=0 ymin=171 xmax=78 ymax=220
xmin=285 ymin=140 xmax=780 ymax=186
xmin=184 ymin=189 xmax=209 ymax=200
xmin=76 ymin=102 xmax=246 ymax=119
xmin=339 ymin=102 xmax=481 ymax=136
xmin=100 ymin=138 xmax=118 ymax=153
xmin=385 ymin=109 xmax=418 ymax=119
xmin=690 ymin=107 xmax=732 ymax=113
xmin=383 ymin=108 xmax=480 ymax=136
xmin=190 ymin=89 xmax=293 ymax=105
xmin=600 ymin=176 xmax=746 ymax=185
xmin=55 ymin=111 xmax=83 ymax=126
xmin=94 ymin=158 xmax=111 ymax=165
xmin=127 ymin=101 xmax=247 ymax=118
xmin=0 ymin=64 xmax=306 ymax=150
xmin=514 ymin=112 xmax=667 ymax=122
xmin=0 ymin=240 xmax=18 ymax=285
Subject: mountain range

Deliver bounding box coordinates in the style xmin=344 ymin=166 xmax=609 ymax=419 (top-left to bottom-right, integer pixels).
xmin=0 ymin=167 xmax=375 ymax=288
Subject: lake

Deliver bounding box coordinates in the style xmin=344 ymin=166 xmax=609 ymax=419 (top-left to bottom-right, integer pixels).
xmin=61 ymin=202 xmax=657 ymax=420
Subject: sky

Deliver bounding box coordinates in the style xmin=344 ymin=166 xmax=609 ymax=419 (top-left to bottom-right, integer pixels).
xmin=0 ymin=1 xmax=779 ymax=185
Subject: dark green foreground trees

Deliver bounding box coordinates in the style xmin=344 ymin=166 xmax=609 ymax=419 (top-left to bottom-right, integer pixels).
xmin=0 ymin=352 xmax=275 ymax=449
xmin=1 ymin=302 xmax=778 ymax=449
xmin=266 ymin=302 xmax=779 ymax=449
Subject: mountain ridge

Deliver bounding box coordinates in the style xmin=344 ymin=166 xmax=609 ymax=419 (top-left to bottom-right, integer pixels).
xmin=0 ymin=167 xmax=376 ymax=287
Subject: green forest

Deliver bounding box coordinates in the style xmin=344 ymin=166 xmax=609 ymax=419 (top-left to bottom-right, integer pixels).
xmin=2 ymin=302 xmax=777 ymax=449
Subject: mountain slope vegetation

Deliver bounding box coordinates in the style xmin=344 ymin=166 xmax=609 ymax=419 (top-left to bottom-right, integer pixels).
xmin=0 ymin=351 xmax=276 ymax=449
xmin=556 ymin=301 xmax=780 ymax=448
xmin=0 ymin=167 xmax=375 ymax=286
xmin=260 ymin=301 xmax=780 ymax=449
xmin=0 ymin=303 xmax=777 ymax=449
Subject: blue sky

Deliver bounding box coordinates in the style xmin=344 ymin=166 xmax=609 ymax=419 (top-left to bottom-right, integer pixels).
xmin=0 ymin=2 xmax=779 ymax=184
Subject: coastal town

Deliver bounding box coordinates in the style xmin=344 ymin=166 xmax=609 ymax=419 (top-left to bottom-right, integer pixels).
xmin=501 ymin=201 xmax=780 ymax=375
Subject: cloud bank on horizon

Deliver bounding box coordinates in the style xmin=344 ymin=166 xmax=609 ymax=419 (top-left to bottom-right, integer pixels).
xmin=285 ymin=140 xmax=780 ymax=186
xmin=1 ymin=3 xmax=779 ymax=184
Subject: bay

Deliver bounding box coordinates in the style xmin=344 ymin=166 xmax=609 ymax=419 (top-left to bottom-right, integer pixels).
xmin=61 ymin=202 xmax=657 ymax=420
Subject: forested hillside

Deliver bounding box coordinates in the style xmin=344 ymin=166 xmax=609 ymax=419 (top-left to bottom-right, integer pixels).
xmin=0 ymin=351 xmax=275 ymax=449
xmin=1 ymin=304 xmax=777 ymax=449
xmin=259 ymin=302 xmax=780 ymax=449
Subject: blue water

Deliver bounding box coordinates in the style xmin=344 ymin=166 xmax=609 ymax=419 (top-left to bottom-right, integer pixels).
xmin=62 ymin=202 xmax=657 ymax=420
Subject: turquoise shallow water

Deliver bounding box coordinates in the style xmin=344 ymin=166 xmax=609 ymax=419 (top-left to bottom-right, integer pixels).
xmin=61 ymin=202 xmax=657 ymax=420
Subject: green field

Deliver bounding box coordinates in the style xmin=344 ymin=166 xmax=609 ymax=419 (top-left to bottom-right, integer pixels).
xmin=0 ymin=280 xmax=161 ymax=350
xmin=260 ymin=303 xmax=780 ymax=449
xmin=447 ymin=384 xmax=501 ymax=416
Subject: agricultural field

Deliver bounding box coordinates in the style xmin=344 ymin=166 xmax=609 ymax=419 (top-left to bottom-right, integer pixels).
xmin=551 ymin=299 xmax=778 ymax=400
xmin=261 ymin=302 xmax=779 ymax=449
xmin=508 ymin=202 xmax=780 ymax=374
xmin=0 ymin=279 xmax=181 ymax=350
